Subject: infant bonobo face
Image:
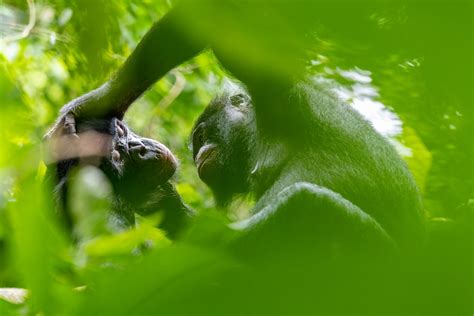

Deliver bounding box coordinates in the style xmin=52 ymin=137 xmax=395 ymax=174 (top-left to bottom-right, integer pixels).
xmin=49 ymin=118 xmax=189 ymax=237
xmin=100 ymin=119 xmax=177 ymax=204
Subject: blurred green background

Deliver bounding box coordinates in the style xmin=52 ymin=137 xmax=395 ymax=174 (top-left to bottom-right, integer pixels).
xmin=0 ymin=0 xmax=472 ymax=314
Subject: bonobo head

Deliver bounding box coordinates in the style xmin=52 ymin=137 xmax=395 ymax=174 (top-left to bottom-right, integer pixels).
xmin=191 ymin=83 xmax=256 ymax=205
xmin=99 ymin=118 xmax=177 ymax=206
xmin=51 ymin=117 xmax=181 ymax=231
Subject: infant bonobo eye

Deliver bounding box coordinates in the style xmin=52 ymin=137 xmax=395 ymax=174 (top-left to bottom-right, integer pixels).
xmin=230 ymin=93 xmax=249 ymax=107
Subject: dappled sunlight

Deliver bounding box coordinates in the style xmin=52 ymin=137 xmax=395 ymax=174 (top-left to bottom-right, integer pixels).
xmin=313 ymin=67 xmax=414 ymax=157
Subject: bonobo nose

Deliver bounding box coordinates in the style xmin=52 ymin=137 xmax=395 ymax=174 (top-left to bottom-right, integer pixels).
xmin=128 ymin=135 xmax=177 ymax=177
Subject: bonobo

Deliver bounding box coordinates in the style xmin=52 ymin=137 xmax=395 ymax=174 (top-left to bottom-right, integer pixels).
xmin=45 ymin=1 xmax=424 ymax=251
xmin=47 ymin=117 xmax=192 ymax=239
xmin=191 ymin=80 xmax=425 ymax=253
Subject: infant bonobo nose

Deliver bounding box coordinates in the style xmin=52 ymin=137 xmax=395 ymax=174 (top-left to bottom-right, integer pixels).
xmin=127 ymin=133 xmax=178 ymax=179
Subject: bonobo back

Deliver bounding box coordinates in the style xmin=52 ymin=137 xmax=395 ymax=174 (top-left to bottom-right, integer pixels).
xmin=258 ymin=80 xmax=425 ymax=250
xmin=192 ymin=78 xmax=425 ymax=252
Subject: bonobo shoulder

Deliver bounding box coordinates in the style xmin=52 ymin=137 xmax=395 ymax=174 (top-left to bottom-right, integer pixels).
xmin=291 ymin=79 xmax=425 ymax=248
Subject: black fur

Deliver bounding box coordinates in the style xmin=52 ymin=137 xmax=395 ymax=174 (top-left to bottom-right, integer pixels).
xmin=192 ymin=79 xmax=425 ymax=251
xmin=47 ymin=118 xmax=193 ymax=240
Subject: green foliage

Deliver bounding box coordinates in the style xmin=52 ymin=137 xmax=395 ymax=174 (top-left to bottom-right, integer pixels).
xmin=0 ymin=0 xmax=471 ymax=314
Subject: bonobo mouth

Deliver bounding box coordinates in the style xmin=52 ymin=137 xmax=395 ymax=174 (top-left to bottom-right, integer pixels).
xmin=195 ymin=143 xmax=218 ymax=180
xmin=110 ymin=119 xmax=178 ymax=182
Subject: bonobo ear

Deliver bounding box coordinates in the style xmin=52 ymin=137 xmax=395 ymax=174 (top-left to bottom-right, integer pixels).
xmin=230 ymin=93 xmax=250 ymax=107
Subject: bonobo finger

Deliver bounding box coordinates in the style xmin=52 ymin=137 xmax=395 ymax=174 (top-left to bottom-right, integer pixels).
xmin=63 ymin=113 xmax=77 ymax=135
xmin=43 ymin=113 xmax=79 ymax=164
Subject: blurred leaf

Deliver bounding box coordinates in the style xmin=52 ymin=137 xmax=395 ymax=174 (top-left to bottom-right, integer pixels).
xmin=84 ymin=221 xmax=170 ymax=259
xmin=68 ymin=166 xmax=114 ymax=240
xmin=401 ymin=126 xmax=432 ymax=195
xmin=7 ymin=173 xmax=69 ymax=314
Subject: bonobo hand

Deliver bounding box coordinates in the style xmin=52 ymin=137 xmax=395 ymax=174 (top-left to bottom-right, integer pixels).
xmin=43 ymin=83 xmax=124 ymax=164
xmin=42 ymin=112 xmax=112 ymax=165
xmin=43 ymin=112 xmax=81 ymax=164
xmin=45 ymin=83 xmax=110 ymax=136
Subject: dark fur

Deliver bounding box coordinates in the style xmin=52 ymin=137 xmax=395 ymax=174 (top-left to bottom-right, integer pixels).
xmin=47 ymin=118 xmax=192 ymax=240
xmin=192 ymin=79 xmax=425 ymax=251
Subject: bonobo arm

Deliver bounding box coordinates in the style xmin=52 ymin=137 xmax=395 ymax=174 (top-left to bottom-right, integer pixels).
xmin=46 ymin=0 xmax=311 ymax=139
xmin=46 ymin=4 xmax=206 ymax=141
xmin=46 ymin=1 xmax=312 ymax=143
xmin=231 ymin=182 xmax=397 ymax=262
xmin=93 ymin=6 xmax=206 ymax=118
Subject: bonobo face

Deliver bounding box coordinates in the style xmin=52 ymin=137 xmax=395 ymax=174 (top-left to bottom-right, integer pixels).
xmin=101 ymin=119 xmax=178 ymax=204
xmin=191 ymin=85 xmax=255 ymax=204
xmin=52 ymin=118 xmax=185 ymax=234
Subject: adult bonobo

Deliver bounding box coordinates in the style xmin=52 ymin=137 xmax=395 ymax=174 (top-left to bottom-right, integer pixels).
xmin=46 ymin=117 xmax=192 ymax=239
xmin=191 ymin=80 xmax=424 ymax=254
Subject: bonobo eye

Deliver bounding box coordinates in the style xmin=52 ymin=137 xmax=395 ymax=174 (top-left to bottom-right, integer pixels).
xmin=230 ymin=93 xmax=248 ymax=107
xmin=192 ymin=123 xmax=206 ymax=158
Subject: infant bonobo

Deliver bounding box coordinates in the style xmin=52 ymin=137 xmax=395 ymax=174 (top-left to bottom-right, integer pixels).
xmin=46 ymin=117 xmax=192 ymax=240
